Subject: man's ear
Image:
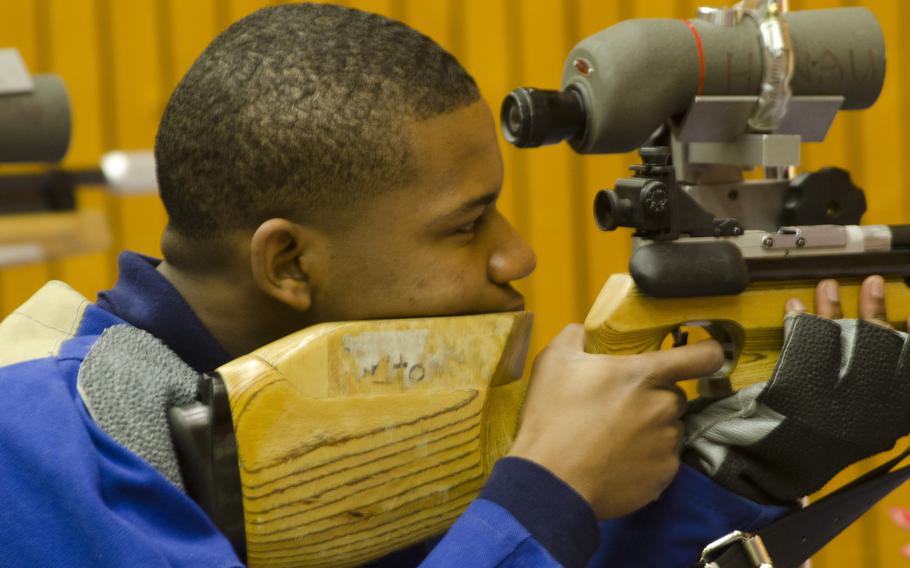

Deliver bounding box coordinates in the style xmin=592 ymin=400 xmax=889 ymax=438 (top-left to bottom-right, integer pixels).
xmin=249 ymin=218 xmax=325 ymax=312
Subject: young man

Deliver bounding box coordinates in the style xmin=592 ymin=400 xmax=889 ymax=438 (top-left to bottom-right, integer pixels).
xmin=0 ymin=4 xmax=905 ymax=567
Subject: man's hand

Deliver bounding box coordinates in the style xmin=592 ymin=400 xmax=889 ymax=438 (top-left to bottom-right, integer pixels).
xmin=685 ymin=275 xmax=910 ymax=504
xmin=801 ymin=275 xmax=896 ymax=326
xmin=508 ymin=324 xmax=724 ymax=519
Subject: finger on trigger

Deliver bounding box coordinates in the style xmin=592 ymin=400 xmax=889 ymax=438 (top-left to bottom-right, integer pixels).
xmin=859 ymin=274 xmax=890 ymax=328
xmin=815 ymin=279 xmax=843 ymax=319
xmin=644 ymin=340 xmax=725 ymax=386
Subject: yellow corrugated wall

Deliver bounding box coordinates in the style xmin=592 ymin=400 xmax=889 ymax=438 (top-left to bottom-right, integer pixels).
xmin=0 ymin=0 xmax=907 ymax=564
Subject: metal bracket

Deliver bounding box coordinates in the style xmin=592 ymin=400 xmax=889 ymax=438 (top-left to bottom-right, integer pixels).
xmin=671 ymin=96 xmax=842 ymax=181
xmin=661 ymin=225 xmax=891 ymax=260
xmin=697 ymin=6 xmax=743 ymax=26
xmin=686 ymin=134 xmax=800 ymax=168
xmin=760 ymin=225 xmax=847 ymax=250
xmin=677 ymin=96 xmax=843 ymax=143
xmin=700 ymin=530 xmax=774 ymax=568
xmin=695 ymin=1 xmax=794 ymax=131
xmin=744 ymin=1 xmax=793 ymax=132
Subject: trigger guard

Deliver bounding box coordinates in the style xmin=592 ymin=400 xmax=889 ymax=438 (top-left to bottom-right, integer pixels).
xmin=688 ymin=320 xmax=743 ymax=398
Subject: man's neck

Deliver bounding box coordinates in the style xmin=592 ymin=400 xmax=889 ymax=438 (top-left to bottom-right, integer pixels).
xmin=156 ymin=260 xmax=296 ymax=358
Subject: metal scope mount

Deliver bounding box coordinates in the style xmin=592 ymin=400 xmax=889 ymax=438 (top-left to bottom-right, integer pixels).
xmin=593 ymin=145 xmax=744 ymax=242
xmin=598 ymin=94 xmax=877 ymax=298
xmin=607 ymin=94 xmax=851 ymax=234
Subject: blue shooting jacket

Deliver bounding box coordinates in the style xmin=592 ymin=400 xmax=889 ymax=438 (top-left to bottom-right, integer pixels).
xmin=0 ymin=252 xmax=786 ymax=567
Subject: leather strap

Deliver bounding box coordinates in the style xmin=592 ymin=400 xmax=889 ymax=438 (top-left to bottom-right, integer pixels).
xmin=698 ymin=445 xmax=910 ymax=568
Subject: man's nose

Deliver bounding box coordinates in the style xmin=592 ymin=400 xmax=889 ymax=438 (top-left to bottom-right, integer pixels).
xmin=488 ymin=215 xmax=536 ymax=284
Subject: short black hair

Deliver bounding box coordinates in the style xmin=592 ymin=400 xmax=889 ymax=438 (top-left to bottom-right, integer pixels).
xmin=155 ymin=3 xmax=480 ymax=241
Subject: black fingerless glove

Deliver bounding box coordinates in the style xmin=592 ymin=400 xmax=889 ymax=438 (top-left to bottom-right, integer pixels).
xmin=684 ymin=313 xmax=910 ymax=504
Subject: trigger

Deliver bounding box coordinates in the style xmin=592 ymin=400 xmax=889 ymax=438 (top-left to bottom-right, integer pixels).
xmin=671 ymin=327 xmax=689 ymax=348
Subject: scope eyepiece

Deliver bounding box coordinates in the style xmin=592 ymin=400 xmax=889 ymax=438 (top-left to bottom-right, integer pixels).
xmin=500 ymin=88 xmax=587 ymax=148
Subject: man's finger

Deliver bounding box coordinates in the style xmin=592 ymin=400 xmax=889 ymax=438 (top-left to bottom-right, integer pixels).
xmin=815 ymin=279 xmax=843 ymax=319
xmin=669 ymin=385 xmax=688 ymax=418
xmin=858 ymin=275 xmax=891 ymax=328
xmin=785 ymin=298 xmax=806 ymax=315
xmin=640 ymin=340 xmax=725 ymax=386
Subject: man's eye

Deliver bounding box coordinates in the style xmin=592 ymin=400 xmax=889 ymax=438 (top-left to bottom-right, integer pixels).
xmin=455 ymin=219 xmax=479 ymax=234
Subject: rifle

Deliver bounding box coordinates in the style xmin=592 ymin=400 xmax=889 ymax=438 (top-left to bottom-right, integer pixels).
xmin=501 ymin=1 xmax=909 ymax=396
xmin=154 ymin=4 xmax=910 ymax=566
xmin=504 ymin=3 xmax=910 ymax=566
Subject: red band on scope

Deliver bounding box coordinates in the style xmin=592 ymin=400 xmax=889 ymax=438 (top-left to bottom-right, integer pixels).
xmin=682 ymin=20 xmax=706 ymax=96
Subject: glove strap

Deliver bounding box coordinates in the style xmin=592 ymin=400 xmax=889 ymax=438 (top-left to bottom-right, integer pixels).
xmin=694 ymin=445 xmax=910 ymax=568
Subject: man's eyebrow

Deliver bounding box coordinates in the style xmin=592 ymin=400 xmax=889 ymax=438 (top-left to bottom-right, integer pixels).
xmin=449 ymin=190 xmax=500 ymax=215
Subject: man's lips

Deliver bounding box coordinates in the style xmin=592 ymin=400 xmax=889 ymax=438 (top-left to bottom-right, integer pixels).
xmin=504 ymin=296 xmax=526 ymax=311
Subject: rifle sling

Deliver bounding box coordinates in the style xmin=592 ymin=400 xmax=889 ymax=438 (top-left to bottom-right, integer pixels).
xmin=697 ymin=444 xmax=910 ymax=568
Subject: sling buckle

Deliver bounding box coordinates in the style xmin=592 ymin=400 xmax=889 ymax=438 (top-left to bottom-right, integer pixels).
xmin=699 ymin=530 xmax=774 ymax=568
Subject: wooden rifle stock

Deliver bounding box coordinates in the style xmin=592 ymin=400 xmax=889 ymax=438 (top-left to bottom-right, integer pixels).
xmin=585 ymin=273 xmax=910 ymax=392
xmin=216 ymin=312 xmax=532 ymax=567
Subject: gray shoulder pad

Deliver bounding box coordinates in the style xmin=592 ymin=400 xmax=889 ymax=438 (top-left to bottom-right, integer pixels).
xmin=77 ymin=324 xmax=200 ymax=490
